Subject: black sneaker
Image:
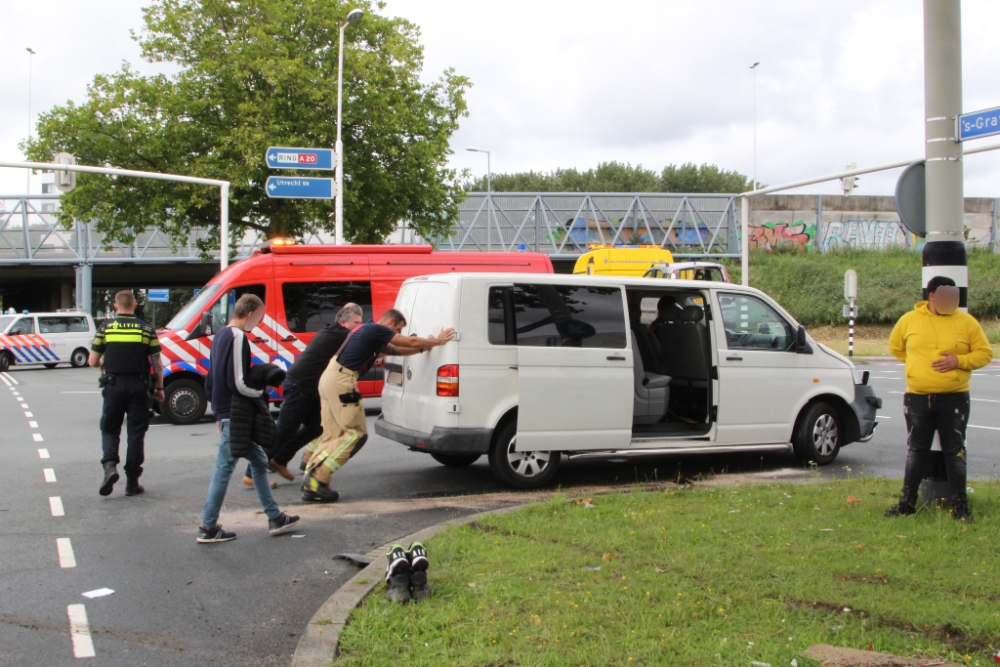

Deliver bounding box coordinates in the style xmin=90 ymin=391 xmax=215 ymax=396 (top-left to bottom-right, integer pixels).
xmin=124 ymin=480 xmax=144 ymax=496
xmin=385 ymin=545 xmax=411 ymax=603
xmin=197 ymin=525 xmax=237 ymax=543
xmin=410 ymin=569 xmax=430 ymax=601
xmin=884 ymin=502 xmax=916 ymax=518
xmin=406 ymin=541 xmax=429 ymax=572
xmin=268 ymin=513 xmax=301 ymax=535
xmin=951 ymin=502 xmax=974 ymax=523
xmin=99 ymin=462 xmax=119 ymax=496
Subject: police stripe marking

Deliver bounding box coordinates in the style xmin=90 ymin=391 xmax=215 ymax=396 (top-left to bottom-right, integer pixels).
xmin=67 ymin=604 xmax=96 ymax=658
xmin=49 ymin=497 xmax=65 ymax=517
xmin=57 ymin=538 xmax=76 ymax=568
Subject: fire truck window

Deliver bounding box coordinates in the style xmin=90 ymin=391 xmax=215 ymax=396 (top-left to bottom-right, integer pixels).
xmin=282 ymin=282 xmax=373 ymax=333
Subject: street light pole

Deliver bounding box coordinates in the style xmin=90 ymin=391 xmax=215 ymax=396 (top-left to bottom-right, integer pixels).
xmin=26 ymin=48 xmax=36 ymax=195
xmin=922 ymin=0 xmax=966 ymax=306
xmin=335 ymin=8 xmax=364 ymax=246
xmin=750 ymin=62 xmax=759 ymax=191
xmin=467 ymin=148 xmax=492 ymax=251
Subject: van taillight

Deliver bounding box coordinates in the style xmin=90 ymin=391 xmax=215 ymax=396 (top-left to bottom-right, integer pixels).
xmin=436 ymin=365 xmax=459 ymax=397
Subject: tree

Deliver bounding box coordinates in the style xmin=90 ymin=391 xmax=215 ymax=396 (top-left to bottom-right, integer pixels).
xmin=463 ymin=161 xmax=754 ymax=194
xmin=25 ymin=0 xmax=470 ymax=250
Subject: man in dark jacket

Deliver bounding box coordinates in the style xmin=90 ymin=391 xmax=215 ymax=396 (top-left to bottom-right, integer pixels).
xmin=263 ymin=303 xmax=363 ymax=482
xmin=197 ymin=294 xmax=300 ymax=543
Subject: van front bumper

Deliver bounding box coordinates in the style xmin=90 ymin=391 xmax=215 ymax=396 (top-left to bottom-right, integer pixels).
xmin=849 ymin=383 xmax=882 ymax=443
xmin=374 ymin=415 xmax=492 ymax=455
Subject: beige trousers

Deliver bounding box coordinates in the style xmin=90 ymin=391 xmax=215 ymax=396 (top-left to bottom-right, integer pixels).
xmin=305 ymin=362 xmax=366 ymax=486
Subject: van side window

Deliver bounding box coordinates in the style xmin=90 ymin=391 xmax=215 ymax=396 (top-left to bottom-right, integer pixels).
xmin=207 ymin=284 xmax=267 ymax=334
xmin=10 ymin=318 xmax=34 ymax=335
xmin=490 ymin=284 xmax=626 ymax=349
xmin=39 ymin=317 xmax=68 ymax=334
xmin=718 ymin=293 xmax=795 ymax=351
xmin=282 ymin=282 xmax=373 ymax=333
xmin=67 ymin=317 xmax=90 ymax=333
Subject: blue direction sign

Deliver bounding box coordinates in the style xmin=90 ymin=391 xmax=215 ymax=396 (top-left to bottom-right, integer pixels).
xmin=958 ymin=105 xmax=1000 ymax=142
xmin=265 ymin=176 xmax=334 ymax=199
xmin=265 ymin=146 xmax=334 ymax=170
xmin=147 ymin=289 xmax=170 ymax=303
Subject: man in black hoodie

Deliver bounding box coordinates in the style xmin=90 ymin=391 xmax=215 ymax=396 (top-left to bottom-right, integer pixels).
xmin=197 ymin=294 xmax=299 ymax=543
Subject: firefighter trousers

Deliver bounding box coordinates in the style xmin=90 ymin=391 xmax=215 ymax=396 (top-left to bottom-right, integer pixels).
xmin=305 ymin=363 xmax=367 ymax=486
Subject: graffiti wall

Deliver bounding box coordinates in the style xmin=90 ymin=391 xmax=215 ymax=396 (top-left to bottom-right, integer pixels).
xmin=820 ymin=219 xmax=908 ymax=252
xmin=747 ymin=221 xmax=816 ymax=252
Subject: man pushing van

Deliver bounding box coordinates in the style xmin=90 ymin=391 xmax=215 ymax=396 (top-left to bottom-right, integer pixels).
xmin=302 ymin=309 xmax=455 ymax=502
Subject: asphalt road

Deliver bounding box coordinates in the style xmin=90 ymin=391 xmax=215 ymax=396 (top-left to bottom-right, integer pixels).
xmin=2 ymin=361 xmax=999 ymax=666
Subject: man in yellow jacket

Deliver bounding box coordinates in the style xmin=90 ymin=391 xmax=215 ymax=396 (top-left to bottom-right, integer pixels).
xmin=885 ymin=276 xmax=992 ymax=522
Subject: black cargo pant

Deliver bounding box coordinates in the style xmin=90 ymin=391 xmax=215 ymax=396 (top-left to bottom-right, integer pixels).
xmin=270 ymin=379 xmax=322 ymax=467
xmin=100 ymin=376 xmax=151 ymax=480
xmin=900 ymin=391 xmax=970 ymax=505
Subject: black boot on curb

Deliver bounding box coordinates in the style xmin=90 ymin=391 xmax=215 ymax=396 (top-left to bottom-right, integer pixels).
xmin=124 ymin=478 xmax=145 ymax=496
xmin=99 ymin=462 xmax=119 ymax=496
xmin=406 ymin=541 xmax=430 ymax=601
xmin=385 ymin=545 xmax=412 ymax=603
xmin=951 ymin=501 xmax=974 ymax=523
xmin=884 ymin=501 xmax=916 ymax=518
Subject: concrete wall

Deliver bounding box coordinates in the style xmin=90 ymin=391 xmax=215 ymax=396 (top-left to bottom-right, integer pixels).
xmin=748 ymin=194 xmax=998 ymax=252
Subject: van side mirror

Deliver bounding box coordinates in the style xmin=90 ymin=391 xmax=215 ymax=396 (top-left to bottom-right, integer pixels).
xmin=200 ymin=311 xmax=213 ymax=336
xmin=795 ymin=325 xmax=811 ymax=354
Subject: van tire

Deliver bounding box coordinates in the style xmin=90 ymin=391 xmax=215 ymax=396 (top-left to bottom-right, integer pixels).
xmin=44 ymin=363 xmax=58 ymax=369
xmin=0 ymin=352 xmax=10 ymax=372
xmin=488 ymin=420 xmax=561 ymax=488
xmin=70 ymin=348 xmax=89 ymax=368
xmin=161 ymin=379 xmax=207 ymax=425
xmin=430 ymin=452 xmax=481 ymax=468
xmin=793 ymin=402 xmax=841 ymax=466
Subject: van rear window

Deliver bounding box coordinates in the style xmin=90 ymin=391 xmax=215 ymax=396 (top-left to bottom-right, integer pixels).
xmin=283 ymin=282 xmax=372 ymax=333
xmin=489 ymin=284 xmax=627 ymax=349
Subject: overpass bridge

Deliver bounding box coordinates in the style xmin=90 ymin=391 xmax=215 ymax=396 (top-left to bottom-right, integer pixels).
xmin=0 ymin=193 xmax=738 ymax=313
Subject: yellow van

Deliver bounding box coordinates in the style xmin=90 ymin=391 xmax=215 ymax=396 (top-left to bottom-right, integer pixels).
xmin=572 ymin=245 xmax=675 ymax=277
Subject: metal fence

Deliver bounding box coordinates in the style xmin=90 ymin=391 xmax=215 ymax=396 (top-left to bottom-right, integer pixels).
xmin=431 ymin=193 xmax=740 ymax=258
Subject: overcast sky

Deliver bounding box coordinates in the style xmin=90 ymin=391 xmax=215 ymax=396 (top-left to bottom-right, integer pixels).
xmin=2 ymin=0 xmax=999 ymax=198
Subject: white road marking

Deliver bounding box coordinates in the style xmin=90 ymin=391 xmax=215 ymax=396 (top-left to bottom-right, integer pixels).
xmin=44 ymin=468 xmax=57 ymax=482
xmin=971 ymin=397 xmax=1000 ymax=404
xmin=0 ymin=374 xmax=10 ymax=387
xmin=24 ymin=411 xmax=32 ymax=417
xmin=66 ymin=604 xmax=96 ymax=658
xmin=20 ymin=403 xmax=28 ymax=409
xmin=12 ymin=391 xmax=20 ymax=396
xmin=38 ymin=448 xmax=50 ymax=459
xmin=969 ymin=424 xmax=1000 ymax=431
xmin=877 ymin=415 xmax=892 ymax=418
xmin=33 ymin=433 xmax=44 ymax=442
xmin=1 ymin=372 xmax=18 ymax=385
xmin=29 ymin=421 xmax=38 ymax=428
xmin=49 ymin=497 xmax=65 ymax=517
xmin=56 ymin=538 xmax=76 ymax=568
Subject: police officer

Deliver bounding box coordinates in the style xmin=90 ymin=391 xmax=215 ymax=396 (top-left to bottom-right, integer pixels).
xmin=89 ymin=290 xmax=164 ymax=497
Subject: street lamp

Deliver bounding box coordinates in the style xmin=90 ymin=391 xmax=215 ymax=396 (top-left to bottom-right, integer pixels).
xmin=26 ymin=47 xmax=36 ymax=195
xmin=467 ymin=148 xmax=493 ymax=251
xmin=749 ymin=61 xmax=759 ymax=191
xmin=335 ymin=8 xmax=364 ymax=245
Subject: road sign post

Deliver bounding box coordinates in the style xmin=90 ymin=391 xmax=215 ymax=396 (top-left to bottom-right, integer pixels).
xmin=265 ymin=176 xmax=334 ymax=199
xmin=265 ymin=147 xmax=334 ymax=170
xmin=844 ymin=269 xmax=858 ymax=358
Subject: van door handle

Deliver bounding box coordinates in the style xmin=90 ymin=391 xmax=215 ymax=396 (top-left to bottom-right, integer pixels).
xmin=726 ymin=355 xmax=743 ymax=361
xmin=607 ymin=355 xmax=626 ymax=361
xmin=509 ymin=366 xmax=518 ymax=370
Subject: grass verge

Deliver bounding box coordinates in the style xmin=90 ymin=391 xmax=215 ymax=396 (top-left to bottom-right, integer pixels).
xmin=337 ymin=479 xmax=1000 ymax=667
xmin=808 ymin=322 xmax=1000 ymax=358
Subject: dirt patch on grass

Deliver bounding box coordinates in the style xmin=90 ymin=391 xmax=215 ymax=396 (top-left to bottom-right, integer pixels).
xmin=877 ymin=618 xmax=996 ymax=655
xmin=803 ymin=643 xmax=963 ymax=667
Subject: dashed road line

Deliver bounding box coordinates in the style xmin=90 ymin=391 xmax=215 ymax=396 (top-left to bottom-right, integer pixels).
xmin=1 ymin=371 xmax=18 ymax=385
xmin=33 ymin=433 xmax=44 ymax=442
xmin=66 ymin=604 xmax=95 ymax=658
xmin=44 ymin=468 xmax=57 ymax=483
xmin=24 ymin=411 xmax=33 ymax=417
xmin=969 ymin=424 xmax=1000 ymax=431
xmin=0 ymin=374 xmax=10 ymax=387
xmin=49 ymin=497 xmax=65 ymax=517
xmin=20 ymin=403 xmax=28 ymax=409
xmin=38 ymin=448 xmax=51 ymax=459
xmin=29 ymin=421 xmax=38 ymax=428
xmin=56 ymin=538 xmax=76 ymax=568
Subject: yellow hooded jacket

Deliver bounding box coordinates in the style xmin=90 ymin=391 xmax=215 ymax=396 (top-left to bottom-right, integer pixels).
xmin=888 ymin=301 xmax=992 ymax=394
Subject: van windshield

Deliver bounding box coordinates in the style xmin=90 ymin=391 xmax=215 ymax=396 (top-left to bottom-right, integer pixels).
xmin=0 ymin=316 xmax=13 ymax=333
xmin=164 ymin=284 xmax=222 ymax=330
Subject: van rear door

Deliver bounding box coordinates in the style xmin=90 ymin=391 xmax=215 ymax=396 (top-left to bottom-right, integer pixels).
xmin=509 ymin=282 xmax=633 ymax=451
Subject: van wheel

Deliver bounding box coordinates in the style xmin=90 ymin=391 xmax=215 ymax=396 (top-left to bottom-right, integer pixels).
xmin=488 ymin=420 xmax=560 ymax=488
xmin=430 ymin=453 xmax=481 ymax=468
xmin=44 ymin=363 xmax=58 ymax=369
xmin=70 ymin=348 xmax=89 ymax=368
xmin=0 ymin=352 xmax=10 ymax=372
xmin=161 ymin=379 xmax=207 ymax=425
xmin=793 ymin=402 xmax=841 ymax=466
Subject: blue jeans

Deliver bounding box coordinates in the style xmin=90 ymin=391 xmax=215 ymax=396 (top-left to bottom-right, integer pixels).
xmin=201 ymin=419 xmax=281 ymax=529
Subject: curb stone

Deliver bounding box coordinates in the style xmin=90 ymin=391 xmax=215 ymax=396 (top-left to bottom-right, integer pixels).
xmin=290 ymin=504 xmax=526 ymax=667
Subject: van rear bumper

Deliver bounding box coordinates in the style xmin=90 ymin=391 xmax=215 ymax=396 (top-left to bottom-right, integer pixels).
xmin=374 ymin=416 xmax=492 ymax=454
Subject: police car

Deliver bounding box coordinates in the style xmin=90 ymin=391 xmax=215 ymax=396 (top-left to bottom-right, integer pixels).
xmin=0 ymin=311 xmax=96 ymax=371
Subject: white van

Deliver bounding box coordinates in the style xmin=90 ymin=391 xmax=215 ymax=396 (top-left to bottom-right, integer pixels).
xmin=375 ymin=273 xmax=881 ymax=488
xmin=0 ymin=311 xmax=96 ymax=371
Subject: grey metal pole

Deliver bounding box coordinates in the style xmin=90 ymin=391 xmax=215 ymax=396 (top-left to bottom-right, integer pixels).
xmin=75 ymin=263 xmax=92 ymax=314
xmin=26 ymin=48 xmax=35 ymax=195
xmin=335 ymin=22 xmax=346 ymax=246
xmin=922 ymin=0 xmax=967 ymax=305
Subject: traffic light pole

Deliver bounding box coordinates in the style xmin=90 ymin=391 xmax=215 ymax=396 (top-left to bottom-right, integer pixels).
xmin=923 ymin=0 xmax=967 ymax=306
